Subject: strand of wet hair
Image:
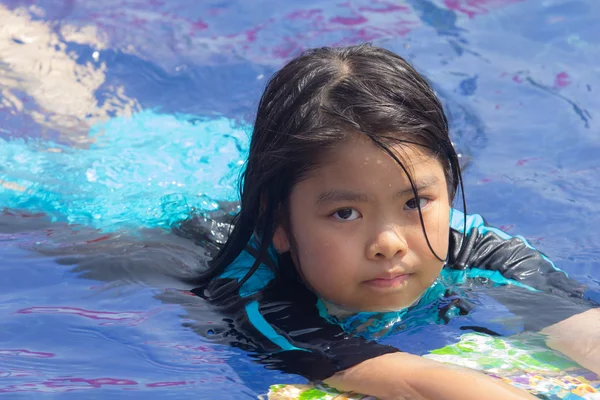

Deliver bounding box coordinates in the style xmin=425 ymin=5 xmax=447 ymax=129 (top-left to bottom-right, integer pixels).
xmin=367 ymin=134 xmax=447 ymax=262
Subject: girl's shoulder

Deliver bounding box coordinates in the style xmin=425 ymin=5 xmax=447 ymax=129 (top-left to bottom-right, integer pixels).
xmin=447 ymin=208 xmax=583 ymax=297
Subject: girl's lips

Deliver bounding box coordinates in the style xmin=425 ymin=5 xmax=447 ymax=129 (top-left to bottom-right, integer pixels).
xmin=364 ymin=274 xmax=410 ymax=288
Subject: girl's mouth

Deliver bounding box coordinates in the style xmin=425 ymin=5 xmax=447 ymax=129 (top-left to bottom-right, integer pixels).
xmin=363 ymin=273 xmax=411 ymax=288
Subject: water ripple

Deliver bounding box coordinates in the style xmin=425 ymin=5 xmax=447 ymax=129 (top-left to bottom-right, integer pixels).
xmin=16 ymin=306 xmax=157 ymax=326
xmin=0 ymin=349 xmax=55 ymax=359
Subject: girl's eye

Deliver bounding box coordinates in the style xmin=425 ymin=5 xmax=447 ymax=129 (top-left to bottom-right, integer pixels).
xmin=332 ymin=208 xmax=361 ymax=221
xmin=404 ymin=197 xmax=429 ymax=210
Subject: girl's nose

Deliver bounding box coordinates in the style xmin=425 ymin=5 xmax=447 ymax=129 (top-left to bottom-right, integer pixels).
xmin=366 ymin=228 xmax=408 ymax=260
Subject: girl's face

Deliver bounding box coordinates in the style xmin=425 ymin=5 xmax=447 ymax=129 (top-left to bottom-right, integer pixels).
xmin=273 ymin=134 xmax=451 ymax=312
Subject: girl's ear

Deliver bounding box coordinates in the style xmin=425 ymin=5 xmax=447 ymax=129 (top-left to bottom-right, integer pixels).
xmin=272 ymin=224 xmax=291 ymax=254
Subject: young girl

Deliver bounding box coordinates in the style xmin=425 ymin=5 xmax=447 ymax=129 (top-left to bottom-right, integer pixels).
xmin=185 ymin=44 xmax=599 ymax=399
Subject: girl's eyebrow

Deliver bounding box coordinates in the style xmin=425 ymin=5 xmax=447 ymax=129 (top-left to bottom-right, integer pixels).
xmin=394 ymin=175 xmax=440 ymax=199
xmin=316 ymin=189 xmax=368 ymax=204
xmin=316 ymin=176 xmax=440 ymax=204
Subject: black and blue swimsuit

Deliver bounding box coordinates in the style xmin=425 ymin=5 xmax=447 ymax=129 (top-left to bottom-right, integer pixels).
xmin=193 ymin=209 xmax=595 ymax=381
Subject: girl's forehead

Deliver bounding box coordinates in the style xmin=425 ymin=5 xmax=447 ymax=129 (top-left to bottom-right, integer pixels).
xmin=299 ymin=135 xmax=446 ymax=193
xmin=320 ymin=134 xmax=437 ymax=171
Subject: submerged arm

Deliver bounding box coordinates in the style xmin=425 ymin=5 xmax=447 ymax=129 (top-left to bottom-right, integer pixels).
xmin=211 ymin=275 xmax=534 ymax=399
xmin=541 ymin=308 xmax=600 ymax=375
xmin=325 ymin=352 xmax=536 ymax=400
xmin=451 ymin=212 xmax=600 ymax=373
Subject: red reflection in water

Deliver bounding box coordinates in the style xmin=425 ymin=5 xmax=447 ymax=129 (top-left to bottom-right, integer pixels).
xmin=244 ymin=23 xmax=267 ymax=42
xmin=190 ymin=19 xmax=209 ymax=35
xmin=0 ymin=349 xmax=54 ymax=359
xmin=0 ymin=375 xmax=228 ymax=393
xmin=499 ymin=224 xmax=514 ymax=232
xmin=83 ymin=235 xmax=111 ymax=244
xmin=330 ymin=15 xmax=369 ymax=25
xmin=183 ymin=2 xmax=422 ymax=62
xmin=1 ymin=210 xmax=46 ymax=219
xmin=146 ymin=381 xmax=187 ymax=387
xmin=0 ymin=377 xmax=137 ymax=394
xmin=69 ymin=0 xmax=523 ymax=69
xmin=555 ymin=72 xmax=571 ymax=88
xmin=45 ymin=377 xmax=138 ymax=389
xmin=287 ymin=9 xmax=322 ymax=20
xmin=16 ymin=306 xmax=155 ymax=326
xmin=358 ymin=4 xmax=410 ymax=13
xmin=444 ymin=0 xmax=524 ymax=18
xmin=147 ymin=342 xmax=215 ymax=353
xmin=145 ymin=341 xmax=226 ymax=364
xmin=516 ymin=157 xmax=542 ymax=166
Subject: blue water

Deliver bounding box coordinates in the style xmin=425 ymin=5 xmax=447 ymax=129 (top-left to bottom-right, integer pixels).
xmin=1 ymin=0 xmax=599 ymax=398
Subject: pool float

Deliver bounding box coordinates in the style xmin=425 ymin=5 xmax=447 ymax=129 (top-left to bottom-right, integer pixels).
xmin=265 ymin=333 xmax=600 ymax=400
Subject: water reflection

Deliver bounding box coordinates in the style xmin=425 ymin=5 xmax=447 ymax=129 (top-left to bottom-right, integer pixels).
xmin=0 ymin=4 xmax=138 ymax=143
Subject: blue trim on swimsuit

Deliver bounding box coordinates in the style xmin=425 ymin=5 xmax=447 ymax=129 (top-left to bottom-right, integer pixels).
xmin=219 ymin=240 xmax=303 ymax=351
xmin=245 ymin=301 xmax=307 ymax=352
xmin=442 ymin=268 xmax=537 ymax=292
xmin=218 ymin=238 xmax=275 ymax=298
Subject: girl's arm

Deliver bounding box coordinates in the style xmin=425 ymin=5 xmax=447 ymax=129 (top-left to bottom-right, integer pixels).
xmin=541 ymin=308 xmax=600 ymax=375
xmin=325 ymin=352 xmax=536 ymax=400
xmin=450 ymin=211 xmax=600 ymax=375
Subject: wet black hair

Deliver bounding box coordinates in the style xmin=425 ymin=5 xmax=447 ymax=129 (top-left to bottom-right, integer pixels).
xmin=190 ymin=43 xmax=466 ymax=302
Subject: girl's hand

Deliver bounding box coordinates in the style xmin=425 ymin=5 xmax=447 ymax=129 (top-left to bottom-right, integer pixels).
xmin=324 ymin=352 xmax=536 ymax=400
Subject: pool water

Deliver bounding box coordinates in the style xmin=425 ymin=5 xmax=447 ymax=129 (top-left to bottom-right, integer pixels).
xmin=1 ymin=0 xmax=599 ymax=398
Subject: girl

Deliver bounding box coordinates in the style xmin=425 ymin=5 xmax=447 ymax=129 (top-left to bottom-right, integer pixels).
xmin=184 ymin=44 xmax=599 ymax=399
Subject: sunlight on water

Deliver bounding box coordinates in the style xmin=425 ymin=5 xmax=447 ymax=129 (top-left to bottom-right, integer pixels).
xmin=0 ymin=111 xmax=249 ymax=230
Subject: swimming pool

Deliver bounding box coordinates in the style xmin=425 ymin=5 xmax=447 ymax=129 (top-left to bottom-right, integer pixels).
xmin=1 ymin=0 xmax=599 ymax=398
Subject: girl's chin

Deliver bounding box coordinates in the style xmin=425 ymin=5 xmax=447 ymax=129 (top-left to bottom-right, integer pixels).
xmin=354 ymin=296 xmax=423 ymax=313
xmin=322 ymin=294 xmax=422 ymax=315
